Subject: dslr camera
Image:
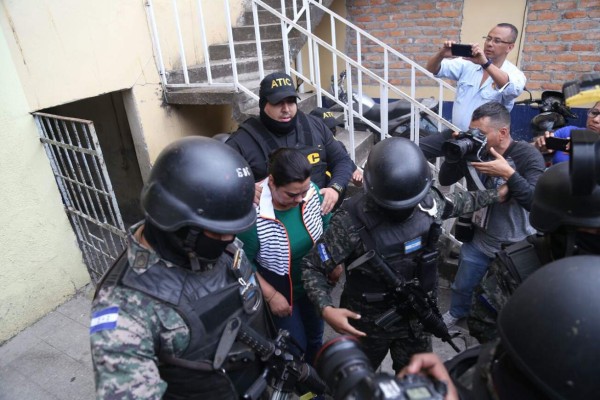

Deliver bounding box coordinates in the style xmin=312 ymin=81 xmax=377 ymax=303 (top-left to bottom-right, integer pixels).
xmin=315 ymin=336 xmax=447 ymax=400
xmin=441 ymin=128 xmax=489 ymax=163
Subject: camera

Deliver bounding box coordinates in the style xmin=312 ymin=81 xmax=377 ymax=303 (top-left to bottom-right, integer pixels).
xmin=570 ymin=129 xmax=600 ymax=195
xmin=315 ymin=336 xmax=447 ymax=400
xmin=441 ymin=128 xmax=489 ymax=163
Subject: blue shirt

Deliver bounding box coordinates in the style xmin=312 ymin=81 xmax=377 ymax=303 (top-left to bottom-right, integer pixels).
xmin=437 ymin=58 xmax=526 ymax=131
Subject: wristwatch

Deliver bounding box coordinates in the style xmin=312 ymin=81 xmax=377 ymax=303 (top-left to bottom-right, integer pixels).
xmin=329 ymin=182 xmax=344 ymax=196
xmin=482 ymin=59 xmax=493 ymax=70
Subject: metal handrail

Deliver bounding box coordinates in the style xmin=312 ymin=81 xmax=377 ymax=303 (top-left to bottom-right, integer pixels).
xmin=144 ymin=0 xmax=459 ymax=146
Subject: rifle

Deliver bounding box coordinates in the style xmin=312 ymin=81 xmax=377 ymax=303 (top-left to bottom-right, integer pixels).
xmin=218 ymin=317 xmax=328 ymax=399
xmin=357 ymin=250 xmax=460 ymax=353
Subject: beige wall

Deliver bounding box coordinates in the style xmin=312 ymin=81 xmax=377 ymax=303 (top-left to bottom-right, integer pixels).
xmin=151 ymin=0 xmax=245 ymax=69
xmin=0 ymin=27 xmax=90 ymax=343
xmin=0 ymin=0 xmax=244 ymax=340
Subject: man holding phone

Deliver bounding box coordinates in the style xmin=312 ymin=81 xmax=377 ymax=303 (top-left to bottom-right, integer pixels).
xmin=420 ymin=23 xmax=526 ymax=159
xmin=533 ymin=101 xmax=600 ymax=164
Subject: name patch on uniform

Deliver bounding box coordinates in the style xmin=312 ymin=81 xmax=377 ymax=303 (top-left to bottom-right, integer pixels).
xmin=90 ymin=306 xmax=119 ymax=334
xmin=404 ymin=237 xmax=422 ymax=254
xmin=318 ymin=243 xmax=330 ymax=262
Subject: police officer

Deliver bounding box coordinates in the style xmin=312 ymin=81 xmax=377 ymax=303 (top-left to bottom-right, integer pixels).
xmin=227 ymin=71 xmax=354 ymax=215
xmin=90 ymin=137 xmax=272 ymax=399
xmin=402 ymin=255 xmax=600 ymax=400
xmin=301 ymin=137 xmax=506 ymax=372
xmin=468 ymin=161 xmax=600 ymax=343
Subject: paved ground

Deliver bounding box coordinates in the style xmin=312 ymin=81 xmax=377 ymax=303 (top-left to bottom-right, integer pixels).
xmin=0 ymin=275 xmax=474 ymax=400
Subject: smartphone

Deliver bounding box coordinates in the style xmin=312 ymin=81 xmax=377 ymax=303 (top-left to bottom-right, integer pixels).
xmin=451 ymin=43 xmax=473 ymax=57
xmin=545 ymin=136 xmax=570 ymax=151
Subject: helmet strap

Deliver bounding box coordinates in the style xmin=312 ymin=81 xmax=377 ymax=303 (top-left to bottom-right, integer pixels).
xmin=183 ymin=229 xmax=202 ymax=272
xmin=564 ymin=228 xmax=577 ymax=257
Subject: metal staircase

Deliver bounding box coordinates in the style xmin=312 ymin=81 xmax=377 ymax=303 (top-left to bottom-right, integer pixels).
xmin=145 ymin=0 xmax=458 ymax=167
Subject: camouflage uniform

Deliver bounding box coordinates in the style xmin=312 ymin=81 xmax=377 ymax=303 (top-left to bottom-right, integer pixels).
xmin=301 ymin=187 xmax=500 ymax=372
xmin=90 ymin=222 xmax=268 ymax=399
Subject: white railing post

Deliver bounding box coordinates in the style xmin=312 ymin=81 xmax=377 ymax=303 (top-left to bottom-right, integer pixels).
xmin=252 ymin=0 xmax=265 ymax=80
xmin=196 ymin=0 xmax=213 ymax=84
xmin=380 ymin=49 xmax=389 ymax=140
xmin=313 ymin=41 xmax=322 ymax=107
xmin=145 ymin=0 xmax=167 ymax=88
xmin=171 ymin=0 xmax=190 ymax=84
xmin=346 ymin=61 xmax=356 ymax=162
xmin=280 ymin=0 xmax=291 ymax=75
xmin=330 ymin=12 xmax=338 ymax=105
xmin=224 ymin=0 xmax=239 ymax=88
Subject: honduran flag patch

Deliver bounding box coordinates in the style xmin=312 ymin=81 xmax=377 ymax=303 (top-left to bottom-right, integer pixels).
xmin=90 ymin=306 xmax=119 ymax=334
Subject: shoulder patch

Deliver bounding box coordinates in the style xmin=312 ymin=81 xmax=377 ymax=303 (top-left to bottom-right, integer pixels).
xmin=90 ymin=306 xmax=119 ymax=334
xmin=404 ymin=237 xmax=423 ymax=254
xmin=318 ymin=243 xmax=331 ymax=262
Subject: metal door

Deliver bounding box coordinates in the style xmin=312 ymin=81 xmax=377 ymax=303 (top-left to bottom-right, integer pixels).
xmin=33 ymin=112 xmax=127 ymax=283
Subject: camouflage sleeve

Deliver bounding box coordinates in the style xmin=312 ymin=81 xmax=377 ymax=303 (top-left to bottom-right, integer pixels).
xmin=467 ymin=257 xmax=511 ymax=343
xmin=90 ymin=286 xmax=189 ymax=399
xmin=438 ymin=188 xmax=499 ymax=220
xmin=301 ymin=209 xmax=361 ymax=312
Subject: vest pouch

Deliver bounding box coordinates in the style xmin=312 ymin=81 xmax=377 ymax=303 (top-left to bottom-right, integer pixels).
xmin=161 ymin=367 xmax=236 ymax=400
xmin=416 ymin=250 xmax=439 ymax=293
xmin=454 ymin=214 xmax=475 ymax=243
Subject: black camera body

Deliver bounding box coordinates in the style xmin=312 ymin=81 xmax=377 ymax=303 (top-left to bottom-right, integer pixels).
xmin=315 ymin=336 xmax=447 ymax=400
xmin=441 ymin=128 xmax=489 ymax=163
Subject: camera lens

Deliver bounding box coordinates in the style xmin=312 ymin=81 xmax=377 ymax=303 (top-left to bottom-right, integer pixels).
xmin=314 ymin=336 xmax=373 ymax=399
xmin=442 ymin=139 xmax=473 ymax=163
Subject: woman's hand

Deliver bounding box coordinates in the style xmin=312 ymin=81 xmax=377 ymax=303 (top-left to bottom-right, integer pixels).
xmin=267 ymin=292 xmax=292 ymax=317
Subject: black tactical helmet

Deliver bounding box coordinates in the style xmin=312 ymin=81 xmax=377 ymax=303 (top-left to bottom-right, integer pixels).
xmin=497 ymin=255 xmax=600 ymax=399
xmin=141 ymin=136 xmax=256 ymax=234
xmin=363 ymin=137 xmax=432 ymax=210
xmin=529 ymin=162 xmax=600 ymax=232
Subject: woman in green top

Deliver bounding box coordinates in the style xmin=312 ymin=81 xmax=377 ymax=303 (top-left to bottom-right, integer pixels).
xmin=238 ymin=148 xmax=330 ymax=365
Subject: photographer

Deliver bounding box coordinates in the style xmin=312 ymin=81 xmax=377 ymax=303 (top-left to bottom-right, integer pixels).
xmin=420 ymin=23 xmax=525 ymax=159
xmin=532 ymin=101 xmax=600 ymax=164
xmin=400 ymin=255 xmax=600 ymax=400
xmin=469 ymin=148 xmax=600 ymax=343
xmin=439 ymin=102 xmax=545 ymax=328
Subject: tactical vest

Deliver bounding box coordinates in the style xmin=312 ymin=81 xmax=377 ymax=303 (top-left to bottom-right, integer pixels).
xmin=239 ymin=114 xmax=329 ymax=187
xmin=98 ymin=244 xmax=273 ymax=399
xmin=496 ymin=234 xmax=552 ymax=289
xmin=342 ymin=192 xmax=440 ymax=304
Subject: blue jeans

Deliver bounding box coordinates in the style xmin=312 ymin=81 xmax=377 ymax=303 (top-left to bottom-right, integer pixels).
xmin=272 ymin=295 xmax=324 ymax=365
xmin=449 ymin=242 xmax=494 ymax=319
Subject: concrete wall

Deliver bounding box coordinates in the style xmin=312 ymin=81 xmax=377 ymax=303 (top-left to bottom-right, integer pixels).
xmin=0 ymin=27 xmax=90 ymax=344
xmin=0 ymin=0 xmax=244 ymax=341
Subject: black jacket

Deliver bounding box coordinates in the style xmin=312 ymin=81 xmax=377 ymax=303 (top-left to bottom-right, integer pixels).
xmin=226 ymin=111 xmax=354 ymax=189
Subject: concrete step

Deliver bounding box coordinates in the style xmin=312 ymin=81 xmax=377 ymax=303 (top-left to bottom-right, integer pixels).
xmin=208 ymin=37 xmax=304 ymax=60
xmin=242 ymin=7 xmax=307 ymax=25
xmin=165 ymin=70 xmax=269 ymax=106
xmin=232 ymin=23 xmax=300 ymax=42
xmin=167 ymin=56 xmax=285 ymax=84
xmin=336 ymin=128 xmax=375 ymax=170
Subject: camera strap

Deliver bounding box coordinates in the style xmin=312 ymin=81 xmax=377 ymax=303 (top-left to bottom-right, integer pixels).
xmin=466 ymin=163 xmax=486 ymax=191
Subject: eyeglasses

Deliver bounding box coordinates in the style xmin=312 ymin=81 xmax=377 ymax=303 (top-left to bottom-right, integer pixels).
xmin=588 ymin=109 xmax=600 ymax=118
xmin=482 ymin=36 xmax=514 ymax=45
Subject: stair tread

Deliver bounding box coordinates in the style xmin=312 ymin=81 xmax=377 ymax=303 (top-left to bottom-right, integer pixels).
xmin=186 ymin=55 xmax=284 ymax=69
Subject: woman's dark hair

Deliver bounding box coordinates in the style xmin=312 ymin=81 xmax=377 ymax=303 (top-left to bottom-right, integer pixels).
xmin=268 ymin=148 xmax=311 ymax=187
